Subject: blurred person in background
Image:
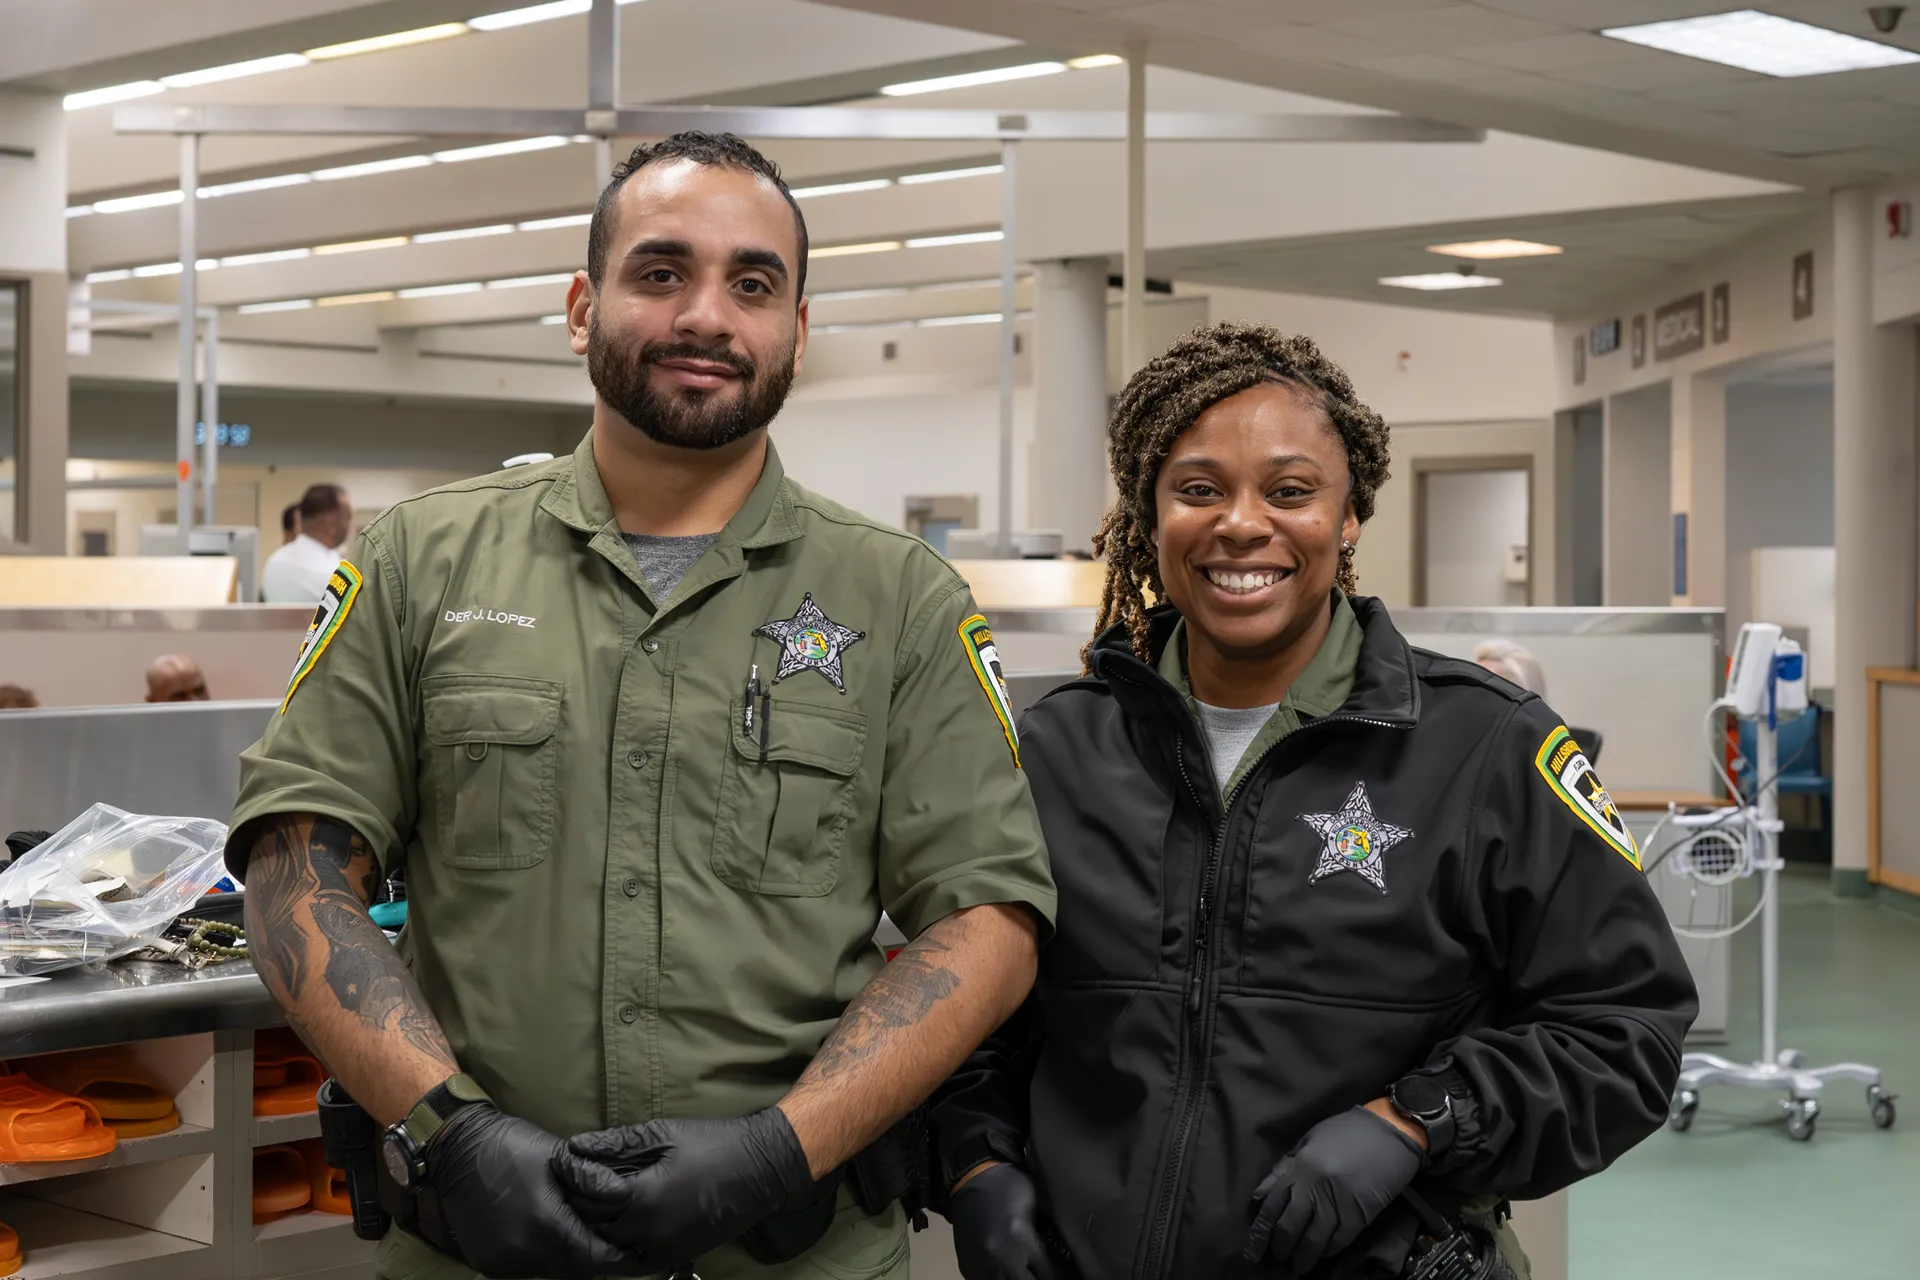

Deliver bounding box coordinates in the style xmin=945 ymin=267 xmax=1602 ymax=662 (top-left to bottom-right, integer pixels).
xmin=145 ymin=655 xmax=210 ymax=703
xmin=281 ymin=502 xmax=301 ymax=545
xmin=0 ymin=685 xmax=38 ymax=710
xmin=262 ymin=484 xmax=353 ymax=603
xmin=1473 ymin=640 xmax=1546 ymax=697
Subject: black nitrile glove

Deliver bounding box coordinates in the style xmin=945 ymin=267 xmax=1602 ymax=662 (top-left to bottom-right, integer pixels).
xmin=948 ymin=1163 xmax=1063 ymax=1280
xmin=425 ymin=1103 xmax=642 ymax=1280
xmin=550 ymin=1108 xmax=816 ymax=1271
xmin=1243 ymin=1107 xmax=1423 ymax=1275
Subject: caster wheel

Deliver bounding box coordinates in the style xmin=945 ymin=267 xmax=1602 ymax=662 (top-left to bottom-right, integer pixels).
xmin=1869 ymin=1086 xmax=1897 ymax=1130
xmin=1786 ymin=1101 xmax=1818 ymax=1142
xmin=1669 ymin=1091 xmax=1699 ymax=1133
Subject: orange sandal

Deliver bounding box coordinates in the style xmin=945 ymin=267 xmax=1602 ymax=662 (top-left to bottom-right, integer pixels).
xmin=0 ymin=1069 xmax=117 ymax=1162
xmin=0 ymin=1221 xmax=19 ymax=1276
xmin=295 ymin=1138 xmax=352 ymax=1215
xmin=252 ymin=1145 xmax=312 ymax=1223
xmin=21 ymin=1046 xmax=180 ymax=1138
xmin=253 ymin=1029 xmax=324 ymax=1117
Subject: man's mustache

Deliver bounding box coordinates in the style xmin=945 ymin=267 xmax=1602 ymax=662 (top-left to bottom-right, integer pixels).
xmin=639 ymin=341 xmax=756 ymax=380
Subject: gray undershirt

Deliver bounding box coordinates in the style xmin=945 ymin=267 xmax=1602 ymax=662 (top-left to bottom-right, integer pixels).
xmin=623 ymin=532 xmax=719 ymax=602
xmin=1195 ymin=700 xmax=1282 ymax=795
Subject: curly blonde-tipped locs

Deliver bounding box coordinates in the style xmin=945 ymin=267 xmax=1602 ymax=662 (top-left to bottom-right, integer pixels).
xmin=1084 ymin=322 xmax=1392 ymax=669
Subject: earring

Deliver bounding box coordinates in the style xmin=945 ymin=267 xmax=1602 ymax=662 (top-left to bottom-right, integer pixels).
xmin=1341 ymin=540 xmax=1353 ymax=553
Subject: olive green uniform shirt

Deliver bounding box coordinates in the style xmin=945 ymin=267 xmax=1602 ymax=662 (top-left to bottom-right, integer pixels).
xmin=230 ymin=433 xmax=1056 ymax=1279
xmin=1156 ymin=590 xmax=1362 ymax=798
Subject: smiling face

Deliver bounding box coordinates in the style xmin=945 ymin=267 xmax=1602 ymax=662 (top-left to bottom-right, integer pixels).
xmin=570 ymin=158 xmax=808 ymax=450
xmin=1152 ymin=380 xmax=1360 ymax=662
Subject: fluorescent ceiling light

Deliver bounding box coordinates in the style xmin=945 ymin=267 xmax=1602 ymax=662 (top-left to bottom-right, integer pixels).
xmin=1379 ymin=273 xmax=1504 ymax=291
xmin=161 ymin=54 xmax=311 ymax=88
xmin=1425 ymin=239 xmax=1562 ymax=260
xmin=195 ymin=259 xmax=220 ymax=271
xmin=791 ymin=178 xmax=893 ymax=199
xmin=413 ymin=224 xmax=516 ymax=243
xmin=814 ymin=320 xmax=905 ymax=335
xmin=906 ymin=230 xmax=1003 ymax=248
xmin=398 ymin=282 xmax=484 ymax=298
xmin=221 ymin=248 xmax=312 ymax=267
xmin=63 ymin=81 xmax=163 ymax=111
xmin=918 ymin=276 xmax=1014 ymax=292
xmin=1067 ymin=54 xmax=1124 ymax=69
xmin=65 ymin=206 xmax=95 ymax=219
xmin=132 ymin=262 xmax=183 ymax=278
xmin=432 ymin=136 xmax=572 ymax=163
xmin=489 ymin=273 xmax=576 ymax=289
xmin=880 ymin=62 xmax=1066 ymax=96
xmin=1601 ymin=10 xmax=1920 ymax=77
xmin=84 ymin=269 xmax=133 ymax=284
xmin=306 ymin=24 xmax=470 ymax=59
xmin=898 ymin=164 xmax=1002 ymax=185
xmin=519 ymin=213 xmax=592 ymax=230
xmin=318 ymin=290 xmax=397 ymax=306
xmin=810 ymin=287 xmax=911 ymax=302
xmin=199 ymin=173 xmax=312 ymax=199
xmin=314 ymin=236 xmax=409 ymax=255
xmin=312 ymin=155 xmax=433 ymax=181
xmin=811 ymin=240 xmax=903 ymax=258
xmin=918 ymin=312 xmax=1004 ymax=327
xmin=469 ymin=0 xmax=590 ymax=31
xmin=91 ymin=189 xmax=183 ymax=214
xmin=539 ymin=314 xmax=570 ymax=324
xmin=238 ymin=299 xmax=315 ymax=314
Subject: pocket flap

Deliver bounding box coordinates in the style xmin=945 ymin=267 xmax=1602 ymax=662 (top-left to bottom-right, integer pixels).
xmin=423 ymin=676 xmax=563 ymax=746
xmin=730 ymin=697 xmax=866 ymax=776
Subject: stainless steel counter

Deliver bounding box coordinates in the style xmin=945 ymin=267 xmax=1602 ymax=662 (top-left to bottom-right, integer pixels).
xmin=0 ymin=959 xmax=281 ymax=1057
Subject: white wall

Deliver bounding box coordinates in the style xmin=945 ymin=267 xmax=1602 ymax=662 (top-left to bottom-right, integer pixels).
xmin=0 ymin=89 xmax=65 ymax=275
xmin=1424 ymin=468 xmax=1529 ymax=607
xmin=1604 ymin=384 xmax=1672 ymax=606
xmin=1723 ymin=380 xmax=1835 ymax=640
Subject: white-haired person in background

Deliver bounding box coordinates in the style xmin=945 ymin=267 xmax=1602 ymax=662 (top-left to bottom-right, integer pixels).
xmin=1473 ymin=638 xmax=1546 ymax=697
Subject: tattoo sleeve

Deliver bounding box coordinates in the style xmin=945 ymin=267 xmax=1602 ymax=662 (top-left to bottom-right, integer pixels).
xmin=243 ymin=814 xmax=458 ymax=1124
xmin=778 ymin=903 xmax=1038 ymax=1177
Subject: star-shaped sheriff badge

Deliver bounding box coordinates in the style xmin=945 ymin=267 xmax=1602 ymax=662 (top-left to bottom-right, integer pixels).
xmin=1301 ymin=782 xmax=1413 ymax=894
xmin=753 ymin=593 xmax=866 ymax=692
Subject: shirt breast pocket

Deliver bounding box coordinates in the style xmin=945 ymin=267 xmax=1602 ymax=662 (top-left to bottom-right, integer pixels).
xmin=711 ymin=697 xmax=866 ymax=897
xmin=422 ymin=675 xmax=564 ymax=870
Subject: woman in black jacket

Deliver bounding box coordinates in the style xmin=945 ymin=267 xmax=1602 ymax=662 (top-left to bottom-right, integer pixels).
xmin=930 ymin=323 xmax=1697 ymax=1280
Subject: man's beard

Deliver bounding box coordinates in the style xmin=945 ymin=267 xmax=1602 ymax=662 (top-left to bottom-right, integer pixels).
xmin=587 ymin=317 xmax=796 ymax=451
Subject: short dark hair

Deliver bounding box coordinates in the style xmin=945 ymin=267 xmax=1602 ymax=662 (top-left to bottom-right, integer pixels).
xmin=299 ymin=484 xmax=346 ymax=523
xmin=587 ymin=131 xmax=809 ymax=300
xmin=281 ymin=502 xmax=299 ymax=534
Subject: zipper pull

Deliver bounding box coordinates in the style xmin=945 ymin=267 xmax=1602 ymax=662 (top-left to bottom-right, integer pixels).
xmin=1188 ymin=894 xmax=1213 ymax=1014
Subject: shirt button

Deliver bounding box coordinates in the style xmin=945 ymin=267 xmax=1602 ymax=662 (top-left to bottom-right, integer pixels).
xmin=642 ymin=640 xmax=659 ymax=653
xmin=622 ymin=877 xmax=640 ymax=898
xmin=627 ymin=749 xmax=648 ymax=769
xmin=618 ymin=1003 xmax=638 ymax=1024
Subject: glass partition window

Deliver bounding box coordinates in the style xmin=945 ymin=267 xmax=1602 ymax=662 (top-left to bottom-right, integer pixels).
xmin=0 ymin=282 xmax=18 ymax=543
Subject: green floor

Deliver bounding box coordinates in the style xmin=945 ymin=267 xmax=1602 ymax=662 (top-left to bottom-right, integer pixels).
xmin=1571 ymin=870 xmax=1920 ymax=1277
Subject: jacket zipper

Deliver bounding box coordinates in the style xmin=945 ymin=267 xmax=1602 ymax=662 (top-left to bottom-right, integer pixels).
xmin=1135 ymin=709 xmax=1411 ymax=1280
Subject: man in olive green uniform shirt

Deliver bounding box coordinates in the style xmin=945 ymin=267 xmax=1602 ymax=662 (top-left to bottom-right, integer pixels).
xmin=229 ymin=132 xmax=1054 ymax=1280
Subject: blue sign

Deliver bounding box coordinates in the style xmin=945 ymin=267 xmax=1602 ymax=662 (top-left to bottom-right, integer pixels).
xmin=1673 ymin=512 xmax=1689 ymax=597
xmin=193 ymin=422 xmax=252 ymax=448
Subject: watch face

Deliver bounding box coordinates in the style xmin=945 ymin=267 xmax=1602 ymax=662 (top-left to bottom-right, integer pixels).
xmin=1394 ymin=1076 xmax=1449 ymax=1118
xmin=383 ymin=1132 xmax=417 ymax=1188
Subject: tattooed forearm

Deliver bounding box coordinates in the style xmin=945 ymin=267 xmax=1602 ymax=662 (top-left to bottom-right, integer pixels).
xmin=243 ymin=813 xmax=458 ymax=1124
xmin=777 ymin=904 xmax=1038 ymax=1177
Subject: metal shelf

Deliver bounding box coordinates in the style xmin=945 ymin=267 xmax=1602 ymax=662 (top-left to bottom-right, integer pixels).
xmin=0 ymin=1127 xmax=215 ymax=1188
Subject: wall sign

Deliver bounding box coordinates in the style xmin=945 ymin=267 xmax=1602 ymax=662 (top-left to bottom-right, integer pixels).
xmin=1631 ymin=314 xmax=1646 ymax=368
xmin=1792 ymin=251 xmax=1814 ymax=320
xmin=1572 ymin=334 xmax=1586 ymax=386
xmin=1653 ymin=293 xmax=1706 ymax=362
xmin=1711 ymin=282 xmax=1730 ymax=344
xmin=1590 ymin=318 xmax=1621 ymax=356
xmin=193 ymin=422 xmax=252 ymax=448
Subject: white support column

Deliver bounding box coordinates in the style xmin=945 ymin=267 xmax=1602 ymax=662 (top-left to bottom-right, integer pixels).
xmin=1033 ymin=258 xmax=1110 ymax=554
xmin=1669 ymin=372 xmax=1726 ymax=606
xmin=1122 ymin=47 xmax=1148 ymax=379
xmin=175 ymin=134 xmax=199 ymax=549
xmin=995 ymin=140 xmax=1019 ymax=558
xmin=1832 ymin=186 xmax=1919 ymax=891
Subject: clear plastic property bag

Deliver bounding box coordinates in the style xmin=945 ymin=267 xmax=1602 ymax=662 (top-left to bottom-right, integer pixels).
xmin=0 ymin=804 xmax=229 ymax=977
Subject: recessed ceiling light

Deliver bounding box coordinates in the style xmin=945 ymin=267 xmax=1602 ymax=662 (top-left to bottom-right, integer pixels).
xmin=906 ymin=231 xmax=1004 ymax=248
xmin=84 ymin=269 xmax=133 ymax=284
xmin=1067 ymin=54 xmax=1124 ymax=69
xmin=63 ymin=81 xmax=163 ymax=111
xmin=468 ymin=0 xmax=590 ymax=31
xmin=810 ymin=287 xmax=912 ymax=302
xmin=539 ymin=314 xmax=570 ymax=324
xmin=1379 ymin=273 xmax=1505 ymax=291
xmin=1601 ymin=10 xmax=1920 ymax=77
xmin=918 ymin=312 xmax=1006 ymax=327
xmin=318 ymin=290 xmax=397 ymax=306
xmin=489 ymin=273 xmax=577 ymax=289
xmin=90 ymin=189 xmax=183 ymax=214
xmin=313 ymin=236 xmax=409 ymax=255
xmin=880 ymin=62 xmax=1066 ymax=96
xmin=398 ymin=282 xmax=485 ymax=298
xmin=791 ymin=178 xmax=893 ymax=199
xmin=220 ymin=248 xmax=313 ymax=267
xmin=132 ymin=262 xmax=184 ymax=278
xmin=311 ymin=155 xmax=433 ymax=181
xmin=160 ymin=54 xmax=311 ymax=88
xmin=65 ymin=206 xmax=94 ymax=219
xmin=305 ymin=24 xmax=471 ymax=60
xmin=1425 ymin=239 xmax=1562 ymax=260
xmin=898 ymin=165 xmax=1003 ymax=186
xmin=810 ymin=240 xmax=904 ymax=258
xmin=518 ymin=213 xmax=592 ymax=230
xmin=412 ymin=224 xmax=516 ymax=243
xmin=237 ymin=299 xmax=316 ymax=314
xmin=199 ymin=173 xmax=312 ymax=199
xmin=432 ymin=136 xmax=572 ymax=163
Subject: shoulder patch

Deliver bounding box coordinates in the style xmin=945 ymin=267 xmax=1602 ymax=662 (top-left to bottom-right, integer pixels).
xmin=282 ymin=560 xmax=362 ymax=713
xmin=1534 ymin=724 xmax=1639 ymax=869
xmin=959 ymin=614 xmax=1020 ymax=767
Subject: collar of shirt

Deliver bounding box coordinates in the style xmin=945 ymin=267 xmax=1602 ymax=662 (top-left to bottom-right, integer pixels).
xmin=540 ymin=430 xmax=805 ymax=553
xmin=286 ymin=533 xmax=339 ymax=562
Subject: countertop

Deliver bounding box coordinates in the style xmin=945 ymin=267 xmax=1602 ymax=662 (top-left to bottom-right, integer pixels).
xmin=0 ymin=958 xmax=281 ymax=1057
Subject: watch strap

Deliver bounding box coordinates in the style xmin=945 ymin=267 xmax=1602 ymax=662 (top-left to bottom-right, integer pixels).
xmin=401 ymin=1073 xmax=491 ymax=1150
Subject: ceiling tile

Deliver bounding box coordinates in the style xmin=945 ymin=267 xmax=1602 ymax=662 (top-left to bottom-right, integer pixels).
xmin=1318 ymin=4 xmax=1571 ymax=53
xmin=1108 ymin=2 xmax=1278 ymax=41
xmin=1352 ymin=52 xmax=1514 ymax=85
xmin=1455 ymin=32 xmax=1656 ymax=73
xmin=1237 ymin=24 xmax=1388 ymax=65
xmin=1474 ymin=0 xmax=1722 ymax=22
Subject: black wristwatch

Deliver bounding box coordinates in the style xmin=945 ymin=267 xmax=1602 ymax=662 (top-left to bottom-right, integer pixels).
xmin=1387 ymin=1074 xmax=1456 ymax=1163
xmin=382 ymin=1074 xmax=492 ymax=1191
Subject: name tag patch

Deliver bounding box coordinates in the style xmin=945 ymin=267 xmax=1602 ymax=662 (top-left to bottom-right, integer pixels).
xmin=1535 ymin=724 xmax=1639 ymax=868
xmin=282 ymin=560 xmax=362 ymax=713
xmin=960 ymin=613 xmax=1019 ymax=767
xmin=443 ymin=608 xmax=537 ymax=629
